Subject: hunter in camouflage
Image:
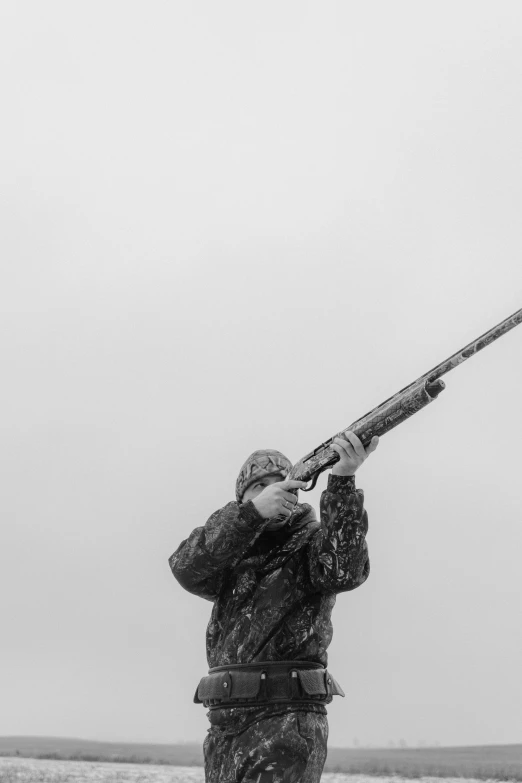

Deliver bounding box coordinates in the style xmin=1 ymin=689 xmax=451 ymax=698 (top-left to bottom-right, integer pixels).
xmin=169 ymin=432 xmax=379 ymax=782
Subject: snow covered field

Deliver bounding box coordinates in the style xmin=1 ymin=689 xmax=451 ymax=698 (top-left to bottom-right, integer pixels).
xmin=0 ymin=756 xmax=506 ymax=783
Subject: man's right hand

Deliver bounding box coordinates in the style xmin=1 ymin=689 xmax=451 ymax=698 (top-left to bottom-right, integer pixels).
xmin=251 ymin=480 xmax=308 ymax=520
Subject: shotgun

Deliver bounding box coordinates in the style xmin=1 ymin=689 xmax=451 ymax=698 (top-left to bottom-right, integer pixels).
xmin=290 ymin=306 xmax=522 ymax=491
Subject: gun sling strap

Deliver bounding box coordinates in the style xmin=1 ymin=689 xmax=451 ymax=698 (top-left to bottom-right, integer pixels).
xmin=194 ymin=660 xmax=345 ymax=710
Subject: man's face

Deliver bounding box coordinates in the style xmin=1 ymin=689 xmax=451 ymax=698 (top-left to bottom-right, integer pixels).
xmin=242 ymin=474 xmax=284 ymax=504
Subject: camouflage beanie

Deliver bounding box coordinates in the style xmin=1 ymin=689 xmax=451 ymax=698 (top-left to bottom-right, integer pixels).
xmin=235 ymin=449 xmax=293 ymax=503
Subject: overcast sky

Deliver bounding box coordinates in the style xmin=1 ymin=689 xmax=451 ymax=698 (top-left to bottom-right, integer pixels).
xmin=1 ymin=0 xmax=521 ymax=751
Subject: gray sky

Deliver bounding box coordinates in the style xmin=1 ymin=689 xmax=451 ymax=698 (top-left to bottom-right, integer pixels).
xmin=1 ymin=0 xmax=521 ymax=750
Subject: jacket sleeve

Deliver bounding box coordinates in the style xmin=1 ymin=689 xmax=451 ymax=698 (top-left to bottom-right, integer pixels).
xmin=168 ymin=500 xmax=266 ymax=602
xmin=305 ymin=474 xmax=370 ymax=594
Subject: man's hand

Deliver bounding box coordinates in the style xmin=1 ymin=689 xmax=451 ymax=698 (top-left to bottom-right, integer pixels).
xmin=331 ymin=432 xmax=379 ymax=476
xmin=251 ymin=479 xmax=308 ymax=521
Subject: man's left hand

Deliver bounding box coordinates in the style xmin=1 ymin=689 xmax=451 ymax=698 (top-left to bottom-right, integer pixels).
xmin=331 ymin=432 xmax=379 ymax=476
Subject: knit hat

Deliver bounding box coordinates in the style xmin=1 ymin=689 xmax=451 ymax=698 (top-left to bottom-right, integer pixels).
xmin=235 ymin=449 xmax=293 ymax=503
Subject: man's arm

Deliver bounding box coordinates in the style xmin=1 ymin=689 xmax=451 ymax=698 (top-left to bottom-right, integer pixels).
xmin=168 ymin=501 xmax=265 ymax=601
xmin=169 ymin=479 xmax=309 ymax=601
xmin=305 ymin=431 xmax=377 ymax=594
xmin=306 ymin=473 xmax=370 ymax=594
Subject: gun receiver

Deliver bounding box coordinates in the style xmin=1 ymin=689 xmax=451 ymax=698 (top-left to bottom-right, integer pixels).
xmin=289 ymin=306 xmax=522 ymax=491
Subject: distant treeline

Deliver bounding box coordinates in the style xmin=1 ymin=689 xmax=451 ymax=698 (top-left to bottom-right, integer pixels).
xmin=0 ymin=737 xmax=521 ymax=780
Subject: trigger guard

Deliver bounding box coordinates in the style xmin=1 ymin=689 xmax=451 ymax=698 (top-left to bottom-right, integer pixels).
xmin=301 ymin=473 xmax=319 ymax=492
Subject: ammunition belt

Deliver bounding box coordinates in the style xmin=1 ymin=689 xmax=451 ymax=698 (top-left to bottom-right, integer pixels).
xmin=193 ymin=660 xmax=345 ymax=710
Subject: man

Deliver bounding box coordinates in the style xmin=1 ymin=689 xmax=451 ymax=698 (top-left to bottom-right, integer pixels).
xmin=169 ymin=431 xmax=379 ymax=783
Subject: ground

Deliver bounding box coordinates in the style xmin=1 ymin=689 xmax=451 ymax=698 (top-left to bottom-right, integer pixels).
xmin=0 ymin=757 xmax=514 ymax=783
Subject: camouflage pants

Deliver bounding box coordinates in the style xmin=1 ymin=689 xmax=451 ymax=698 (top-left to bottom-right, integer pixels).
xmin=203 ymin=710 xmax=328 ymax=783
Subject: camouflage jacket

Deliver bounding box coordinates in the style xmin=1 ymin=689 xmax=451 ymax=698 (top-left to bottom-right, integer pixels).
xmin=169 ymin=474 xmax=370 ymax=671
